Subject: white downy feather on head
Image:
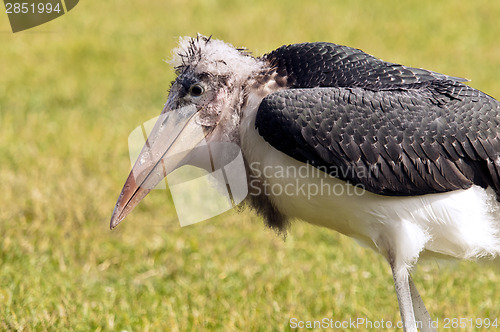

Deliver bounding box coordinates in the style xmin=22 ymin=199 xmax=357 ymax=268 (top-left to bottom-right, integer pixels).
xmin=169 ymin=34 xmax=263 ymax=83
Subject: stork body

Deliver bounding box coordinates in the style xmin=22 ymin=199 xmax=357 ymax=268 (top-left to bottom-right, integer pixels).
xmin=111 ymin=36 xmax=500 ymax=331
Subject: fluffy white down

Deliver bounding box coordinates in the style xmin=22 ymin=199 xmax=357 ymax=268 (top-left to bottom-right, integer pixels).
xmin=169 ymin=35 xmax=263 ymax=83
xmin=240 ymin=92 xmax=500 ymax=272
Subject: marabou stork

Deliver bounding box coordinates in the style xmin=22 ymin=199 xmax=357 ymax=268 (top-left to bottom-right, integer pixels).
xmin=110 ymin=35 xmax=500 ymax=332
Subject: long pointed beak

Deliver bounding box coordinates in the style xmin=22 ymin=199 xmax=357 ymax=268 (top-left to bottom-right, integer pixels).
xmin=110 ymin=104 xmax=207 ymax=229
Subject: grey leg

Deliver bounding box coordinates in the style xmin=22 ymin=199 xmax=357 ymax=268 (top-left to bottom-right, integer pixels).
xmin=408 ymin=275 xmax=437 ymax=332
xmin=390 ymin=258 xmax=418 ymax=332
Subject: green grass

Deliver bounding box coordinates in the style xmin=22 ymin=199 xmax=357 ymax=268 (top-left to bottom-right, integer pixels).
xmin=1 ymin=0 xmax=500 ymax=330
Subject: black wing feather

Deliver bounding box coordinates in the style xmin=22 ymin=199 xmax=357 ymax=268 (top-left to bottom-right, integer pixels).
xmin=263 ymin=42 xmax=466 ymax=90
xmin=255 ymin=84 xmax=500 ymax=196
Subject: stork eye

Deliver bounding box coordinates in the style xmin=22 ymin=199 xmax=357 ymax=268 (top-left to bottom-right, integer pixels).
xmin=189 ymin=84 xmax=205 ymax=97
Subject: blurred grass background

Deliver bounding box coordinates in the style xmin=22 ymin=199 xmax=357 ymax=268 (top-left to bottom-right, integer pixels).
xmin=1 ymin=0 xmax=500 ymax=330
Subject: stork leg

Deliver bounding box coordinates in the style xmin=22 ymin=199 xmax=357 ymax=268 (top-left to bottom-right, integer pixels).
xmin=408 ymin=275 xmax=436 ymax=332
xmin=390 ymin=258 xmax=418 ymax=332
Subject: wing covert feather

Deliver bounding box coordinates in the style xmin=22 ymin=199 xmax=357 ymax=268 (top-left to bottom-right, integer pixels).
xmin=255 ymin=83 xmax=500 ymax=196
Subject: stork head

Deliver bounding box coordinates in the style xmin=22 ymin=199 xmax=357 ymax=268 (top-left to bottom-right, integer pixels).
xmin=110 ymin=35 xmax=263 ymax=229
